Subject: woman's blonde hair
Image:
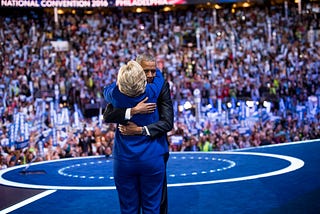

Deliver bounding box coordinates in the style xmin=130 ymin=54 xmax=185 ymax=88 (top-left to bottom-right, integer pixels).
xmin=117 ymin=60 xmax=147 ymax=97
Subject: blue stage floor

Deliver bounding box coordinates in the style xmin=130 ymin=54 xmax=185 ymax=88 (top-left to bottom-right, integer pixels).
xmin=1 ymin=140 xmax=320 ymax=214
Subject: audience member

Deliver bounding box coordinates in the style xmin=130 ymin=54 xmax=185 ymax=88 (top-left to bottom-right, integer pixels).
xmin=0 ymin=4 xmax=320 ymax=168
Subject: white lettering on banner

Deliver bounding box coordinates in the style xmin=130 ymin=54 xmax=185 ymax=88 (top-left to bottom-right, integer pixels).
xmin=1 ymin=0 xmax=40 ymax=7
xmin=1 ymin=0 xmax=173 ymax=7
xmin=40 ymin=0 xmax=90 ymax=7
xmin=171 ymin=135 xmax=183 ymax=145
xmin=116 ymin=0 xmax=169 ymax=6
xmin=91 ymin=0 xmax=109 ymax=7
xmin=115 ymin=0 xmax=130 ymax=6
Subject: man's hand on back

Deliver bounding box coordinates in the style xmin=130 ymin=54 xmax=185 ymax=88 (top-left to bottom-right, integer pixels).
xmin=131 ymin=97 xmax=156 ymax=115
xmin=119 ymin=121 xmax=142 ymax=135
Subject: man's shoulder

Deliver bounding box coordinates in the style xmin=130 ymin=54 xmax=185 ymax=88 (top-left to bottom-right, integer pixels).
xmin=161 ymin=81 xmax=170 ymax=90
xmin=159 ymin=81 xmax=170 ymax=95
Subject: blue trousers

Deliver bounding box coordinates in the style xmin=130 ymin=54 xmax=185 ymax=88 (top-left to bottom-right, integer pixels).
xmin=114 ymin=156 xmax=165 ymax=214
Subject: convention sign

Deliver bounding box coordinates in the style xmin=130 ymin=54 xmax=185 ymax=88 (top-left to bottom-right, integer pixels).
xmin=0 ymin=0 xmax=187 ymax=7
xmin=0 ymin=0 xmax=240 ymax=7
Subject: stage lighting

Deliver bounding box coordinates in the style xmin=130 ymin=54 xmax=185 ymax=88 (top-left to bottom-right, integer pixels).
xmin=242 ymin=3 xmax=250 ymax=8
xmin=57 ymin=9 xmax=64 ymax=15
xmin=163 ymin=6 xmax=171 ymax=12
xmin=214 ymin=4 xmax=222 ymax=9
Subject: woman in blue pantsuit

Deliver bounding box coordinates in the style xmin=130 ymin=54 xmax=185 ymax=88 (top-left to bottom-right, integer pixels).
xmin=104 ymin=60 xmax=168 ymax=214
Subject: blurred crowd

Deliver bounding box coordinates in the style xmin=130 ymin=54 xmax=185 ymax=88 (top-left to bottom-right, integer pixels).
xmin=1 ymin=3 xmax=320 ymax=169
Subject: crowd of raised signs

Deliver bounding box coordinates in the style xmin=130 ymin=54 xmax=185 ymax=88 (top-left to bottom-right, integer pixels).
xmin=0 ymin=4 xmax=320 ymax=168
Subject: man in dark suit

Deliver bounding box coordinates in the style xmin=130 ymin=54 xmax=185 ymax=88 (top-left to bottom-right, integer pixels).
xmin=104 ymin=53 xmax=173 ymax=214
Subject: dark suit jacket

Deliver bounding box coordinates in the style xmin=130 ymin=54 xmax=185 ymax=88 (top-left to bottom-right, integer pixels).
xmin=103 ymin=81 xmax=173 ymax=140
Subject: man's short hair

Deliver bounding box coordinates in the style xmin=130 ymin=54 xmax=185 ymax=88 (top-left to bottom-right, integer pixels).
xmin=136 ymin=53 xmax=156 ymax=64
xmin=117 ymin=60 xmax=147 ymax=97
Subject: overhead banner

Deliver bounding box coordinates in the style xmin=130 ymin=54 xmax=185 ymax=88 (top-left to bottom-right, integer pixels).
xmin=0 ymin=0 xmax=186 ymax=7
xmin=0 ymin=0 xmax=240 ymax=7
